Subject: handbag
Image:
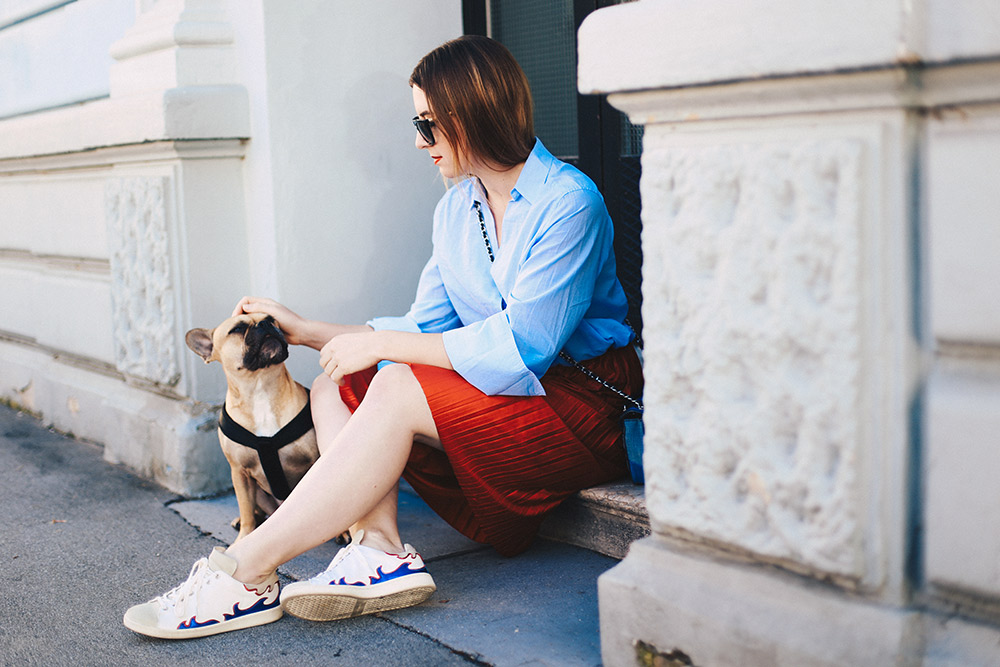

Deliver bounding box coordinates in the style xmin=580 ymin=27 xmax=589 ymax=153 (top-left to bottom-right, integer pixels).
xmin=474 ymin=201 xmax=645 ymax=484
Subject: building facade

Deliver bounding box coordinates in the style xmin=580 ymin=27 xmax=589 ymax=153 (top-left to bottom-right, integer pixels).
xmin=3 ymin=1 xmax=1000 ymax=664
xmin=0 ymin=0 xmax=461 ymax=493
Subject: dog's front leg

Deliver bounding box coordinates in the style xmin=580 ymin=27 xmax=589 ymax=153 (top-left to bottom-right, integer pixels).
xmin=231 ymin=466 xmax=259 ymax=542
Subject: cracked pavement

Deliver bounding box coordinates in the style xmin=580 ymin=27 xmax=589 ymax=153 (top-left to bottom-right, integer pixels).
xmin=0 ymin=404 xmax=613 ymax=666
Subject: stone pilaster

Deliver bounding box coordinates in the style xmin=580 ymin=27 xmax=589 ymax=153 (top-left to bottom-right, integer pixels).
xmin=580 ymin=1 xmax=1000 ymax=664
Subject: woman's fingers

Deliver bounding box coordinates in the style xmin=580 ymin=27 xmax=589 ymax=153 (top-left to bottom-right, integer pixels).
xmin=319 ymin=333 xmax=378 ymax=385
xmin=232 ymin=296 xmax=281 ymax=317
xmin=320 ymin=346 xmax=345 ymax=385
xmin=319 ymin=339 xmax=337 ymax=378
xmin=231 ymin=296 xmax=252 ymax=317
xmin=232 ymin=296 xmax=265 ymax=317
xmin=233 ymin=297 xmax=308 ymax=345
xmin=323 ymin=358 xmax=341 ymax=384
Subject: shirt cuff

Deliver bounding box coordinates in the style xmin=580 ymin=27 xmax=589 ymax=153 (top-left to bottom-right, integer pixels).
xmin=367 ymin=315 xmax=422 ymax=334
xmin=442 ymin=317 xmax=546 ymax=397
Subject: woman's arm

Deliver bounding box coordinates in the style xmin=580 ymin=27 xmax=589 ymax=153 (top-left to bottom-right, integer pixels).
xmin=233 ymin=296 xmax=372 ymax=350
xmin=235 ymin=296 xmax=454 ymax=384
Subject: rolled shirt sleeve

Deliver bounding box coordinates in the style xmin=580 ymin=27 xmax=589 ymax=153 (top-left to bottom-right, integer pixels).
xmin=442 ymin=312 xmax=543 ymax=395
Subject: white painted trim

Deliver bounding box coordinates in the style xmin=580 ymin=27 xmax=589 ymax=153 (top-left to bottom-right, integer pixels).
xmin=0 ymin=88 xmax=249 ymax=160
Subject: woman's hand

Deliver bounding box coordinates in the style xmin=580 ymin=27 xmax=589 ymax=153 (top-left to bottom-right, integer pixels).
xmin=319 ymin=331 xmax=384 ymax=385
xmin=320 ymin=330 xmax=452 ymax=384
xmin=232 ymin=296 xmax=310 ymax=346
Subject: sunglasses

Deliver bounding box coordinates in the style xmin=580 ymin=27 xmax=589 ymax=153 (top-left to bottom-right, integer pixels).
xmin=412 ymin=116 xmax=436 ymax=146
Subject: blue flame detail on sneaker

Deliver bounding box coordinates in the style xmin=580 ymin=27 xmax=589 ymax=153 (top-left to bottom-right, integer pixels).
xmin=331 ymin=561 xmax=428 ymax=588
xmin=178 ymin=592 xmax=281 ymax=630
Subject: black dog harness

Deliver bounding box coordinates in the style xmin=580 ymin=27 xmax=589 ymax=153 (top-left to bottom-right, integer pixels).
xmin=218 ymin=392 xmax=313 ymax=501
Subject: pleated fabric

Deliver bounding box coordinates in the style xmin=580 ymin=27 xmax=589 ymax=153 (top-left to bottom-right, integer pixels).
xmin=338 ymin=345 xmax=643 ymax=557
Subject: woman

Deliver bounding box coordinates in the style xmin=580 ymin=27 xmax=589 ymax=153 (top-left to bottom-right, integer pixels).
xmin=123 ymin=35 xmax=641 ymax=639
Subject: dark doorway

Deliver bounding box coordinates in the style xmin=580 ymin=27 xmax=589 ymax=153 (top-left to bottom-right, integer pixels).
xmin=464 ymin=0 xmax=644 ymax=341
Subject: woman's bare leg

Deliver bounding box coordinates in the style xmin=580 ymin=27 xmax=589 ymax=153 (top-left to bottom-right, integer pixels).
xmin=307 ymin=374 xmax=407 ymax=552
xmin=226 ymin=364 xmax=439 ymax=584
xmin=310 ymin=372 xmax=353 ymax=456
xmin=349 ymin=481 xmax=403 ymax=551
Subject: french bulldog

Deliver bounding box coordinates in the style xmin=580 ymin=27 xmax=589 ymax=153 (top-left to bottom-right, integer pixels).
xmin=185 ymin=313 xmax=320 ymax=542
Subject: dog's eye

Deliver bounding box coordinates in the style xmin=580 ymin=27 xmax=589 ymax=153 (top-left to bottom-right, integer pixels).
xmin=228 ymin=322 xmax=249 ymax=336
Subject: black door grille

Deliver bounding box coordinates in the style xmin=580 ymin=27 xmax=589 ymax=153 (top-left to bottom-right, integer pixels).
xmin=466 ymin=0 xmax=644 ymax=342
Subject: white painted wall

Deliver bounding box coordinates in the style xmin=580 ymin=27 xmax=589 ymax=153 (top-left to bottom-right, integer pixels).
xmin=0 ymin=0 xmax=134 ymax=118
xmin=228 ymin=0 xmax=462 ymax=384
xmin=0 ymin=0 xmax=464 ymax=493
xmin=924 ymin=105 xmax=1000 ymax=605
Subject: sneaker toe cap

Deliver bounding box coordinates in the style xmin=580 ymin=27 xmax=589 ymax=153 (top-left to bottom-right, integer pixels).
xmin=123 ymin=601 xmax=165 ymax=636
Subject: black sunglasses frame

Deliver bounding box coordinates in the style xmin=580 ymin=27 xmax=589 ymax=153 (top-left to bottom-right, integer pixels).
xmin=412 ymin=116 xmax=436 ymax=146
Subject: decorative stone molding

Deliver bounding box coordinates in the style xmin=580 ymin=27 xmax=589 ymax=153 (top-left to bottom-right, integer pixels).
xmin=578 ymin=0 xmax=1000 ymax=96
xmin=105 ymin=176 xmax=179 ymax=386
xmin=642 ymin=134 xmax=866 ymax=578
xmin=109 ymin=0 xmax=237 ymax=96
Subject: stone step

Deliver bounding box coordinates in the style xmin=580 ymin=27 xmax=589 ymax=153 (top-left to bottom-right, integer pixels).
xmin=539 ymin=480 xmax=650 ymax=560
xmin=176 ymin=479 xmax=650 ymax=563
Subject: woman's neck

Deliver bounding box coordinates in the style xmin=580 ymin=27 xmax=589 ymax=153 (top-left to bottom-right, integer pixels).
xmin=473 ymin=161 xmax=525 ymax=239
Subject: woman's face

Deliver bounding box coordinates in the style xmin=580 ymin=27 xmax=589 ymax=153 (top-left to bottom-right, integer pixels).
xmin=412 ymin=85 xmax=463 ymax=180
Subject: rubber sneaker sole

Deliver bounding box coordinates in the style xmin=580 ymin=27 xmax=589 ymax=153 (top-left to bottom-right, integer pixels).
xmin=123 ymin=601 xmax=283 ymax=639
xmin=281 ymin=574 xmax=436 ymax=622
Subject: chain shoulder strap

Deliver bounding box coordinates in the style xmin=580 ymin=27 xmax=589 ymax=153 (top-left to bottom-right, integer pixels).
xmin=559 ymin=351 xmax=643 ymax=410
xmin=472 ymin=201 xmax=494 ymax=262
xmin=473 ymin=199 xmax=642 ymax=411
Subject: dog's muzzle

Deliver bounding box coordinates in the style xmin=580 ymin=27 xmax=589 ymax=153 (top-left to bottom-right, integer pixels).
xmin=243 ymin=317 xmax=290 ymax=371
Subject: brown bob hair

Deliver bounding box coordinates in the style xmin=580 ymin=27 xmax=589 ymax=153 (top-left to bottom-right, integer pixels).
xmin=410 ymin=35 xmax=535 ymax=171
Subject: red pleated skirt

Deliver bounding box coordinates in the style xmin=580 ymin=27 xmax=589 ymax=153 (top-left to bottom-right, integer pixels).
xmin=339 ymin=345 xmax=643 ymax=556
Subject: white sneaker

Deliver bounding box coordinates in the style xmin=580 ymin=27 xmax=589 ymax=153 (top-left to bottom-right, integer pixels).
xmin=281 ymin=530 xmax=436 ymax=621
xmin=123 ymin=547 xmax=282 ymax=639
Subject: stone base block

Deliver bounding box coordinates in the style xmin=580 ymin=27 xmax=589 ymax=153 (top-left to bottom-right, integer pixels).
xmin=0 ymin=340 xmax=229 ymax=496
xmin=599 ymin=535 xmax=998 ymax=667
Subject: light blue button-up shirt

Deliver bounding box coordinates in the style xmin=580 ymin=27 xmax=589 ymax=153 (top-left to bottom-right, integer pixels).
xmin=369 ymin=140 xmax=633 ymax=396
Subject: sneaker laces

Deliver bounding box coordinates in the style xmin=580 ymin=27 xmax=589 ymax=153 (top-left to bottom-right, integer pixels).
xmin=310 ymin=531 xmax=390 ymax=584
xmin=155 ymin=557 xmax=219 ymax=614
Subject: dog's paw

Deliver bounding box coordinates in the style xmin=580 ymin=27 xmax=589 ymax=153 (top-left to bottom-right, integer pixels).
xmin=231 ymin=510 xmax=268 ymax=534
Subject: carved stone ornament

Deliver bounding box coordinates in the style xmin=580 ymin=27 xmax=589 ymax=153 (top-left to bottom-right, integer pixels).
xmin=105 ymin=176 xmax=179 ymax=386
xmin=642 ymin=136 xmax=866 ymax=578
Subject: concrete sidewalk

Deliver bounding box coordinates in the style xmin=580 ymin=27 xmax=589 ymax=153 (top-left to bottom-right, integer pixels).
xmin=0 ymin=404 xmax=614 ymax=666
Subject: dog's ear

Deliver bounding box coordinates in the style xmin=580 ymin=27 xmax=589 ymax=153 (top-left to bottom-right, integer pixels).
xmin=185 ymin=328 xmax=215 ymax=362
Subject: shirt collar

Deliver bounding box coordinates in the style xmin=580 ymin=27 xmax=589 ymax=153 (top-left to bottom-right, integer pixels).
xmin=463 ymin=138 xmax=553 ymax=209
xmin=466 ymin=176 xmax=488 ymax=209
xmin=510 ymin=138 xmax=553 ymax=205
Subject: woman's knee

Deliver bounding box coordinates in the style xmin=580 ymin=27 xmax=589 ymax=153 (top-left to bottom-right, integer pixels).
xmin=310 ymin=372 xmax=353 ymax=451
xmin=366 ymin=363 xmax=420 ymax=402
xmin=311 ymin=371 xmax=340 ymax=399
xmin=366 ymin=364 xmax=436 ymax=434
xmin=310 ymin=372 xmax=349 ymax=416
